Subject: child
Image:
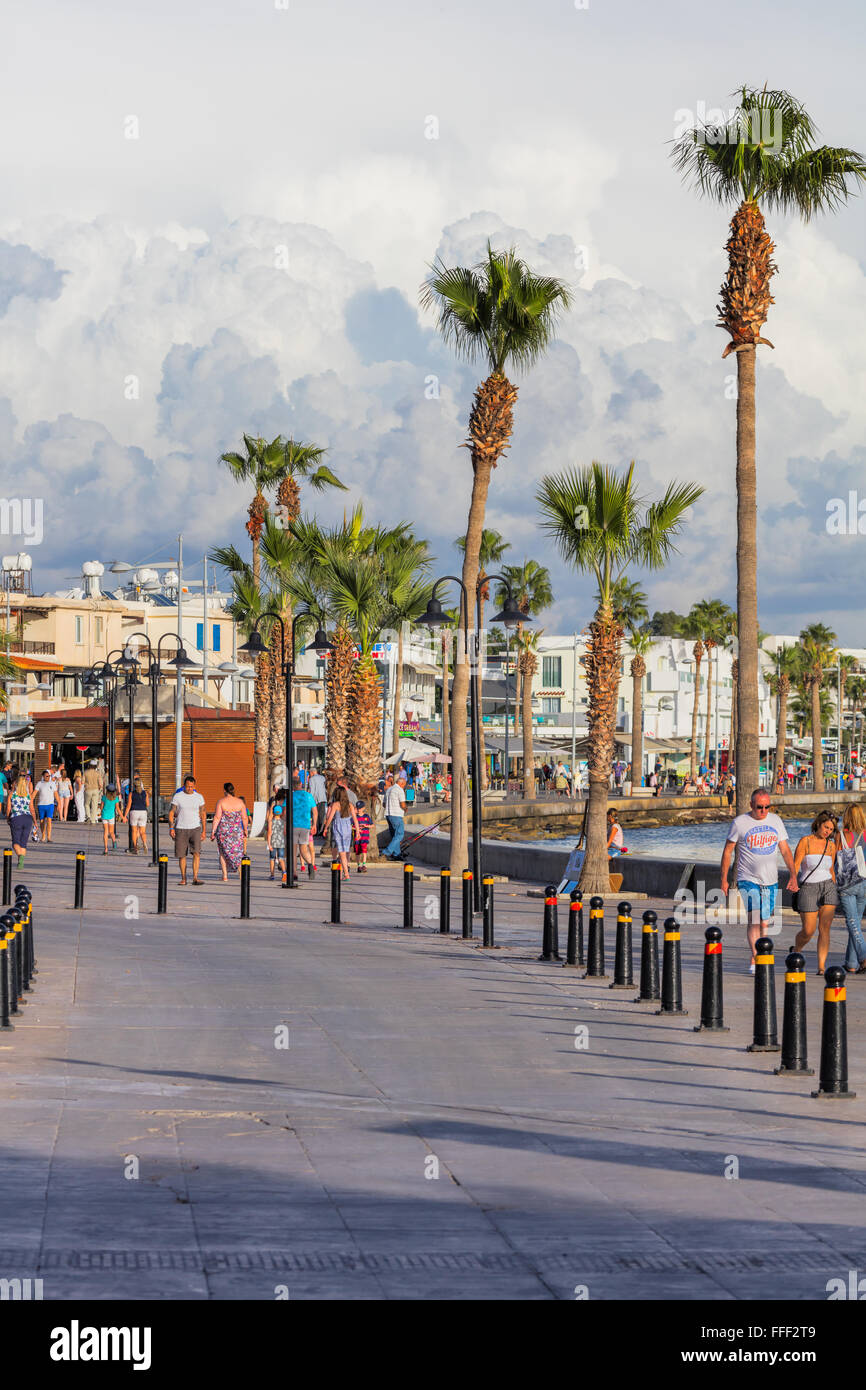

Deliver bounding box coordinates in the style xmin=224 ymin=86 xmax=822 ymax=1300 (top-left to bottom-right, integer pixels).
xmin=354 ymin=798 xmax=373 ymax=874
xmin=101 ymin=783 xmax=125 ymax=852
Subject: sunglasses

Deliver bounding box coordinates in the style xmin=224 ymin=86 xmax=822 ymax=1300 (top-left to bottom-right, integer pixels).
xmin=753 ymin=802 xmax=771 ymax=811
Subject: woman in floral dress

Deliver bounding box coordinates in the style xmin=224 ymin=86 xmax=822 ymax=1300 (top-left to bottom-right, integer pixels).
xmin=210 ymin=781 xmax=248 ymax=882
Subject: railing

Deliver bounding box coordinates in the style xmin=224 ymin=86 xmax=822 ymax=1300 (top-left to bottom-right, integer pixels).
xmin=6 ymin=640 xmax=55 ymax=655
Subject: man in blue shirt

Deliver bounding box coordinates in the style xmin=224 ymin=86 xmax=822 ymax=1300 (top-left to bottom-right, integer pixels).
xmin=292 ymin=774 xmax=318 ymax=878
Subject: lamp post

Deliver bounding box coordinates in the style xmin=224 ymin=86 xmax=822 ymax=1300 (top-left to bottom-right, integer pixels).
xmin=476 ymin=574 xmax=529 ymax=804
xmin=114 ymin=647 xmax=141 ymax=850
xmin=119 ymin=633 xmax=195 ymax=863
xmin=88 ymin=650 xmax=127 ymax=787
xmin=240 ymin=618 xmax=331 ymax=888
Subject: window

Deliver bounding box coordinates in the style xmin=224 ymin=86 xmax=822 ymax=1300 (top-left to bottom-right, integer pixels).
xmin=657 ymin=658 xmax=665 ymax=671
xmin=196 ymin=622 xmax=203 ymax=650
xmin=542 ymin=655 xmax=561 ymax=687
xmin=541 ymin=697 xmax=561 ymax=714
xmin=212 ymin=624 xmax=221 ymax=653
xmin=94 ymin=616 xmax=103 ymax=644
xmin=74 ymin=616 xmax=83 ymax=645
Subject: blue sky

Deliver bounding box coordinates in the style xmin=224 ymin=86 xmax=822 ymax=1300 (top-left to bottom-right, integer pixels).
xmin=1 ymin=0 xmax=864 ymax=637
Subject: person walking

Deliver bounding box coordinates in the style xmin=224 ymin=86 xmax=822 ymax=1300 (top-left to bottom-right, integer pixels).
xmin=72 ymin=769 xmax=85 ymax=824
xmin=553 ymin=761 xmax=568 ymax=798
xmin=792 ymin=810 xmax=839 ymax=976
xmin=353 ymin=797 xmax=373 ymax=872
xmin=100 ymin=783 xmax=124 ymax=852
xmin=835 ymin=805 xmax=866 ymax=975
xmin=323 ymin=786 xmax=359 ymax=881
xmin=292 ymin=773 xmax=318 ymax=880
xmin=169 ymin=775 xmax=207 ymax=885
xmin=265 ymin=782 xmax=287 ymax=883
xmin=308 ymin=766 xmax=327 ymax=840
xmin=33 ymin=769 xmax=59 ymax=842
xmin=57 ymin=771 xmax=73 ymax=822
xmin=382 ymin=773 xmax=407 ymax=859
xmin=124 ymin=775 xmax=149 ymax=854
xmin=211 ymin=782 xmax=248 ymax=883
xmin=5 ymin=773 xmax=34 ymax=866
xmin=83 ymin=761 xmax=103 ymax=824
xmin=720 ymin=788 xmax=798 ymax=974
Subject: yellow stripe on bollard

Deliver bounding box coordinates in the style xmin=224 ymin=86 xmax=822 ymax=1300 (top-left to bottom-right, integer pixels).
xmin=664 ymin=931 xmax=680 ymax=941
xmin=785 ymin=971 xmax=806 ymax=983
xmin=825 ymin=986 xmax=846 ymax=1002
xmin=755 ymin=954 xmax=774 ymax=964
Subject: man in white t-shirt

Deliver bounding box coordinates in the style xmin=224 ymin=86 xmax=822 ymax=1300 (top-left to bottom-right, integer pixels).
xmin=34 ymin=769 xmax=59 ymax=842
xmin=168 ymin=775 xmax=207 ymax=885
xmin=720 ymin=787 xmax=798 ymax=972
xmin=382 ymin=774 xmax=406 ymax=859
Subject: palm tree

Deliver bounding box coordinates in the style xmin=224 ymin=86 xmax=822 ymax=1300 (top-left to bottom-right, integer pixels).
xmin=496 ymin=560 xmax=553 ymax=734
xmin=626 ymin=628 xmax=653 ymax=793
xmin=421 ymin=243 xmax=571 ymax=877
xmin=538 ymin=461 xmax=703 ymax=896
xmin=219 ymin=435 xmax=286 ymax=589
xmin=800 ymin=622 xmax=837 ymax=792
xmin=672 ymin=88 xmax=866 ymax=812
xmin=457 ymin=527 xmax=510 ymax=789
xmin=688 ymin=598 xmax=736 ymax=773
xmin=847 ymin=674 xmax=866 ymax=765
xmin=516 ymin=629 xmax=541 ymax=800
xmin=610 ymin=577 xmax=649 ymax=633
xmin=384 ymin=537 xmax=434 ymax=758
xmin=768 ymin=644 xmax=802 ymax=785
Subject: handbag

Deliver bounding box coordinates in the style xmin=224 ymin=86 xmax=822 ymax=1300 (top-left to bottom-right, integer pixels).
xmin=792 ymin=832 xmax=833 ymax=913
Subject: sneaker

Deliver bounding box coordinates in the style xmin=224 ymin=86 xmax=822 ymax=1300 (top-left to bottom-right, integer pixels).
xmin=749 ymin=962 xmax=756 ymax=975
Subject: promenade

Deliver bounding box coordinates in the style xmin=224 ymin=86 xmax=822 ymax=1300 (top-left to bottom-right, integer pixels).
xmin=2 ymin=824 xmax=866 ymax=1301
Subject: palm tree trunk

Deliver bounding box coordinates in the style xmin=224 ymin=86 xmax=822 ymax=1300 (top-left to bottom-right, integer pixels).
xmin=630 ymin=662 xmax=644 ymax=796
xmin=689 ymin=649 xmax=702 ymax=779
xmin=391 ymin=624 xmax=404 ymax=758
xmin=521 ymin=651 xmax=536 ymax=801
xmin=449 ymin=466 xmax=492 ymax=877
xmin=347 ymin=655 xmax=382 ymax=791
xmin=578 ymin=608 xmax=623 ymax=897
xmin=325 ymin=623 xmax=354 ymax=779
xmin=773 ymin=677 xmax=789 ymax=787
xmin=731 ymin=659 xmax=738 ymax=768
xmin=735 ymin=345 xmax=760 ymax=811
xmin=254 ymin=649 xmax=271 ymax=801
xmin=811 ymin=677 xmax=825 ymax=793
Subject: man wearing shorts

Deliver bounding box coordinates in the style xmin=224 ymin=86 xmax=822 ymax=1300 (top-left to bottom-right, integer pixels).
xmin=169 ymin=775 xmax=206 ymax=884
xmin=291 ymin=774 xmax=317 ymax=880
xmin=720 ymin=787 xmax=798 ymax=972
xmin=34 ymin=769 xmax=59 ymax=842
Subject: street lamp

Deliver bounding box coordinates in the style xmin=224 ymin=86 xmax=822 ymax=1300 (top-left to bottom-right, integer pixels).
xmin=417 ymin=577 xmax=482 ymax=907
xmin=121 ymin=632 xmax=195 ymax=862
xmin=85 ymin=651 xmax=128 ymax=786
xmin=240 ymin=619 xmax=331 ymax=888
xmin=481 ymin=577 xmax=529 ymax=803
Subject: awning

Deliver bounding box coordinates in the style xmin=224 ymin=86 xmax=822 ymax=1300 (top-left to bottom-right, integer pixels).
xmin=405 ymin=662 xmax=438 ymax=676
xmin=0 ymin=722 xmax=35 ymax=744
xmin=13 ymin=656 xmax=64 ymax=671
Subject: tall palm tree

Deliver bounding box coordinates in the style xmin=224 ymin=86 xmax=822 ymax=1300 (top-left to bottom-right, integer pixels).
xmin=496 ymin=560 xmax=553 ymax=734
xmin=626 ymin=628 xmax=653 ymax=793
xmin=219 ymin=435 xmax=286 ymax=589
xmin=516 ymin=629 xmax=541 ymax=800
xmin=800 ymin=622 xmax=837 ymax=792
xmin=538 ymin=461 xmax=703 ymax=895
xmin=421 ymin=243 xmax=571 ymax=877
xmin=610 ymin=577 xmax=649 ymax=633
xmin=672 ymin=88 xmax=866 ymax=812
xmin=688 ymin=598 xmax=735 ymax=773
xmin=768 ymin=644 xmax=802 ymax=785
xmin=847 ymin=674 xmax=866 ymax=765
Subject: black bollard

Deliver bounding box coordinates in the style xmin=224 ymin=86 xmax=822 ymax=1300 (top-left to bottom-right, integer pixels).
xmin=2 ymin=848 xmax=11 ymax=905
xmin=239 ymin=857 xmax=251 ymax=919
xmin=0 ymin=935 xmax=12 ymax=1030
xmin=15 ymin=891 xmax=34 ymax=979
xmin=330 ymin=860 xmax=341 ymax=924
xmin=18 ymin=907 xmax=31 ymax=993
xmin=693 ymin=926 xmax=729 ymax=1032
xmin=73 ymin=852 xmax=86 ymax=909
xmin=439 ymin=868 xmax=451 ymax=935
xmin=462 ymin=870 xmax=473 ymax=939
xmin=610 ymin=901 xmax=634 ymax=990
xmin=157 ymin=855 xmax=168 ymax=914
xmin=746 ymin=937 xmax=779 ymax=1051
xmin=539 ymin=886 xmax=561 ymax=962
xmin=402 ymin=863 xmax=415 ymax=929
xmin=481 ymin=876 xmax=495 ymax=949
xmin=564 ymin=890 xmax=583 ymax=968
xmin=2 ymin=916 xmax=19 ymax=1017
xmin=812 ymin=965 xmax=857 ymax=1099
xmin=775 ymin=952 xmax=813 ymax=1076
xmin=634 ymin=910 xmax=660 ymax=1002
xmin=12 ymin=921 xmax=25 ymax=1003
xmin=584 ymin=896 xmax=606 ymax=978
xmin=657 ymin=917 xmax=687 ymax=1015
